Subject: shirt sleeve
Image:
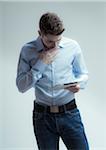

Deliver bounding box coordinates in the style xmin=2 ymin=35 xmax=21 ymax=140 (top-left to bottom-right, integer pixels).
xmin=16 ymin=47 xmax=47 ymax=93
xmin=72 ymin=43 xmax=89 ymax=89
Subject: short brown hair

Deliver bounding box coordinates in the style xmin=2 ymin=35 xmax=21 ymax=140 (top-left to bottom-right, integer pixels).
xmin=39 ymin=12 xmax=65 ymax=35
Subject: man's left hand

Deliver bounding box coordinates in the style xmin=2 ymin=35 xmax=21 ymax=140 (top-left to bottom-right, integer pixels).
xmin=65 ymin=84 xmax=80 ymax=93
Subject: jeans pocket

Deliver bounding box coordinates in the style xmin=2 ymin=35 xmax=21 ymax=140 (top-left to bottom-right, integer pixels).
xmin=66 ymin=108 xmax=84 ymax=130
xmin=33 ymin=111 xmax=44 ymax=121
xmin=66 ymin=108 xmax=80 ymax=116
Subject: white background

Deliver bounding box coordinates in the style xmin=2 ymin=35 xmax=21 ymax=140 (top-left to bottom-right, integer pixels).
xmin=0 ymin=1 xmax=105 ymax=150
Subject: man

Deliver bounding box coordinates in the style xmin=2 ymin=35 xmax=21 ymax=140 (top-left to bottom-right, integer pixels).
xmin=16 ymin=12 xmax=89 ymax=150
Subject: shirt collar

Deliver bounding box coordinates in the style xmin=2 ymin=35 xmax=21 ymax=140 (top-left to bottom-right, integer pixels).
xmin=35 ymin=36 xmax=44 ymax=52
xmin=36 ymin=36 xmax=64 ymax=52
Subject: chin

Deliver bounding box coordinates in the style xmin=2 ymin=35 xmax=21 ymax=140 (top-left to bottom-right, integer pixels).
xmin=45 ymin=46 xmax=55 ymax=50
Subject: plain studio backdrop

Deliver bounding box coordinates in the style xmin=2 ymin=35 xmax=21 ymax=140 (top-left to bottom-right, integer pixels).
xmin=0 ymin=1 xmax=105 ymax=150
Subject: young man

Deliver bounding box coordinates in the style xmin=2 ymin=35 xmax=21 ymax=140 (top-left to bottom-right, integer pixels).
xmin=16 ymin=12 xmax=89 ymax=150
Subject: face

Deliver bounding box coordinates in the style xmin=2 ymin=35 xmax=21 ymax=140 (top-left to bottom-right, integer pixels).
xmin=39 ymin=31 xmax=62 ymax=50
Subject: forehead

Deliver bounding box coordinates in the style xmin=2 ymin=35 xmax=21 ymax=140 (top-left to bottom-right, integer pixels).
xmin=44 ymin=34 xmax=62 ymax=42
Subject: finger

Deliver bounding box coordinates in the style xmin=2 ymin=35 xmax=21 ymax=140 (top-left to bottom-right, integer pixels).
xmin=65 ymin=86 xmax=79 ymax=92
xmin=49 ymin=48 xmax=59 ymax=54
xmin=49 ymin=47 xmax=58 ymax=51
xmin=47 ymin=51 xmax=58 ymax=59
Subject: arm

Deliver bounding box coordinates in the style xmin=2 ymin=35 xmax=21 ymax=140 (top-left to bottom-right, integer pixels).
xmin=16 ymin=46 xmax=58 ymax=93
xmin=65 ymin=43 xmax=88 ymax=93
xmin=72 ymin=43 xmax=88 ymax=89
xmin=16 ymin=47 xmax=47 ymax=93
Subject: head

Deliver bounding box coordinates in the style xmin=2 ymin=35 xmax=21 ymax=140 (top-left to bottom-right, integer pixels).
xmin=38 ymin=12 xmax=65 ymax=49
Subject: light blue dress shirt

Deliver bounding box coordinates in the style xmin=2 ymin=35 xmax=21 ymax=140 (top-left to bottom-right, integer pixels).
xmin=16 ymin=36 xmax=88 ymax=106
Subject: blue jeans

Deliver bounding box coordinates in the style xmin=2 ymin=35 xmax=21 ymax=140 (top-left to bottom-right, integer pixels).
xmin=33 ymin=108 xmax=89 ymax=150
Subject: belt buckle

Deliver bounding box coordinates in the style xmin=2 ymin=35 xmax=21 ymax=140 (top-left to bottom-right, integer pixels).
xmin=50 ymin=106 xmax=59 ymax=113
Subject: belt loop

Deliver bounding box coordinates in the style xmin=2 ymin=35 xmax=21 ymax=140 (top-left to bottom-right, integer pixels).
xmin=63 ymin=104 xmax=67 ymax=112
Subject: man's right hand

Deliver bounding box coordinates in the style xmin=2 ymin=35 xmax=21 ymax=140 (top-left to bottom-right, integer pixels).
xmin=39 ymin=48 xmax=59 ymax=64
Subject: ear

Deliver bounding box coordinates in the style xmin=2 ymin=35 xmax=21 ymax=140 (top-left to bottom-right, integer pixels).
xmin=38 ymin=30 xmax=41 ymax=36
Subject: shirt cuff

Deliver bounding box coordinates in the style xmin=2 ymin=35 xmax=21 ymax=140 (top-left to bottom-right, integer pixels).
xmin=32 ymin=59 xmax=47 ymax=73
xmin=75 ymin=74 xmax=88 ymax=89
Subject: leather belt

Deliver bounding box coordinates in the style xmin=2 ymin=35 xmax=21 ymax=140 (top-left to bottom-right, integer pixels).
xmin=34 ymin=99 xmax=77 ymax=113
